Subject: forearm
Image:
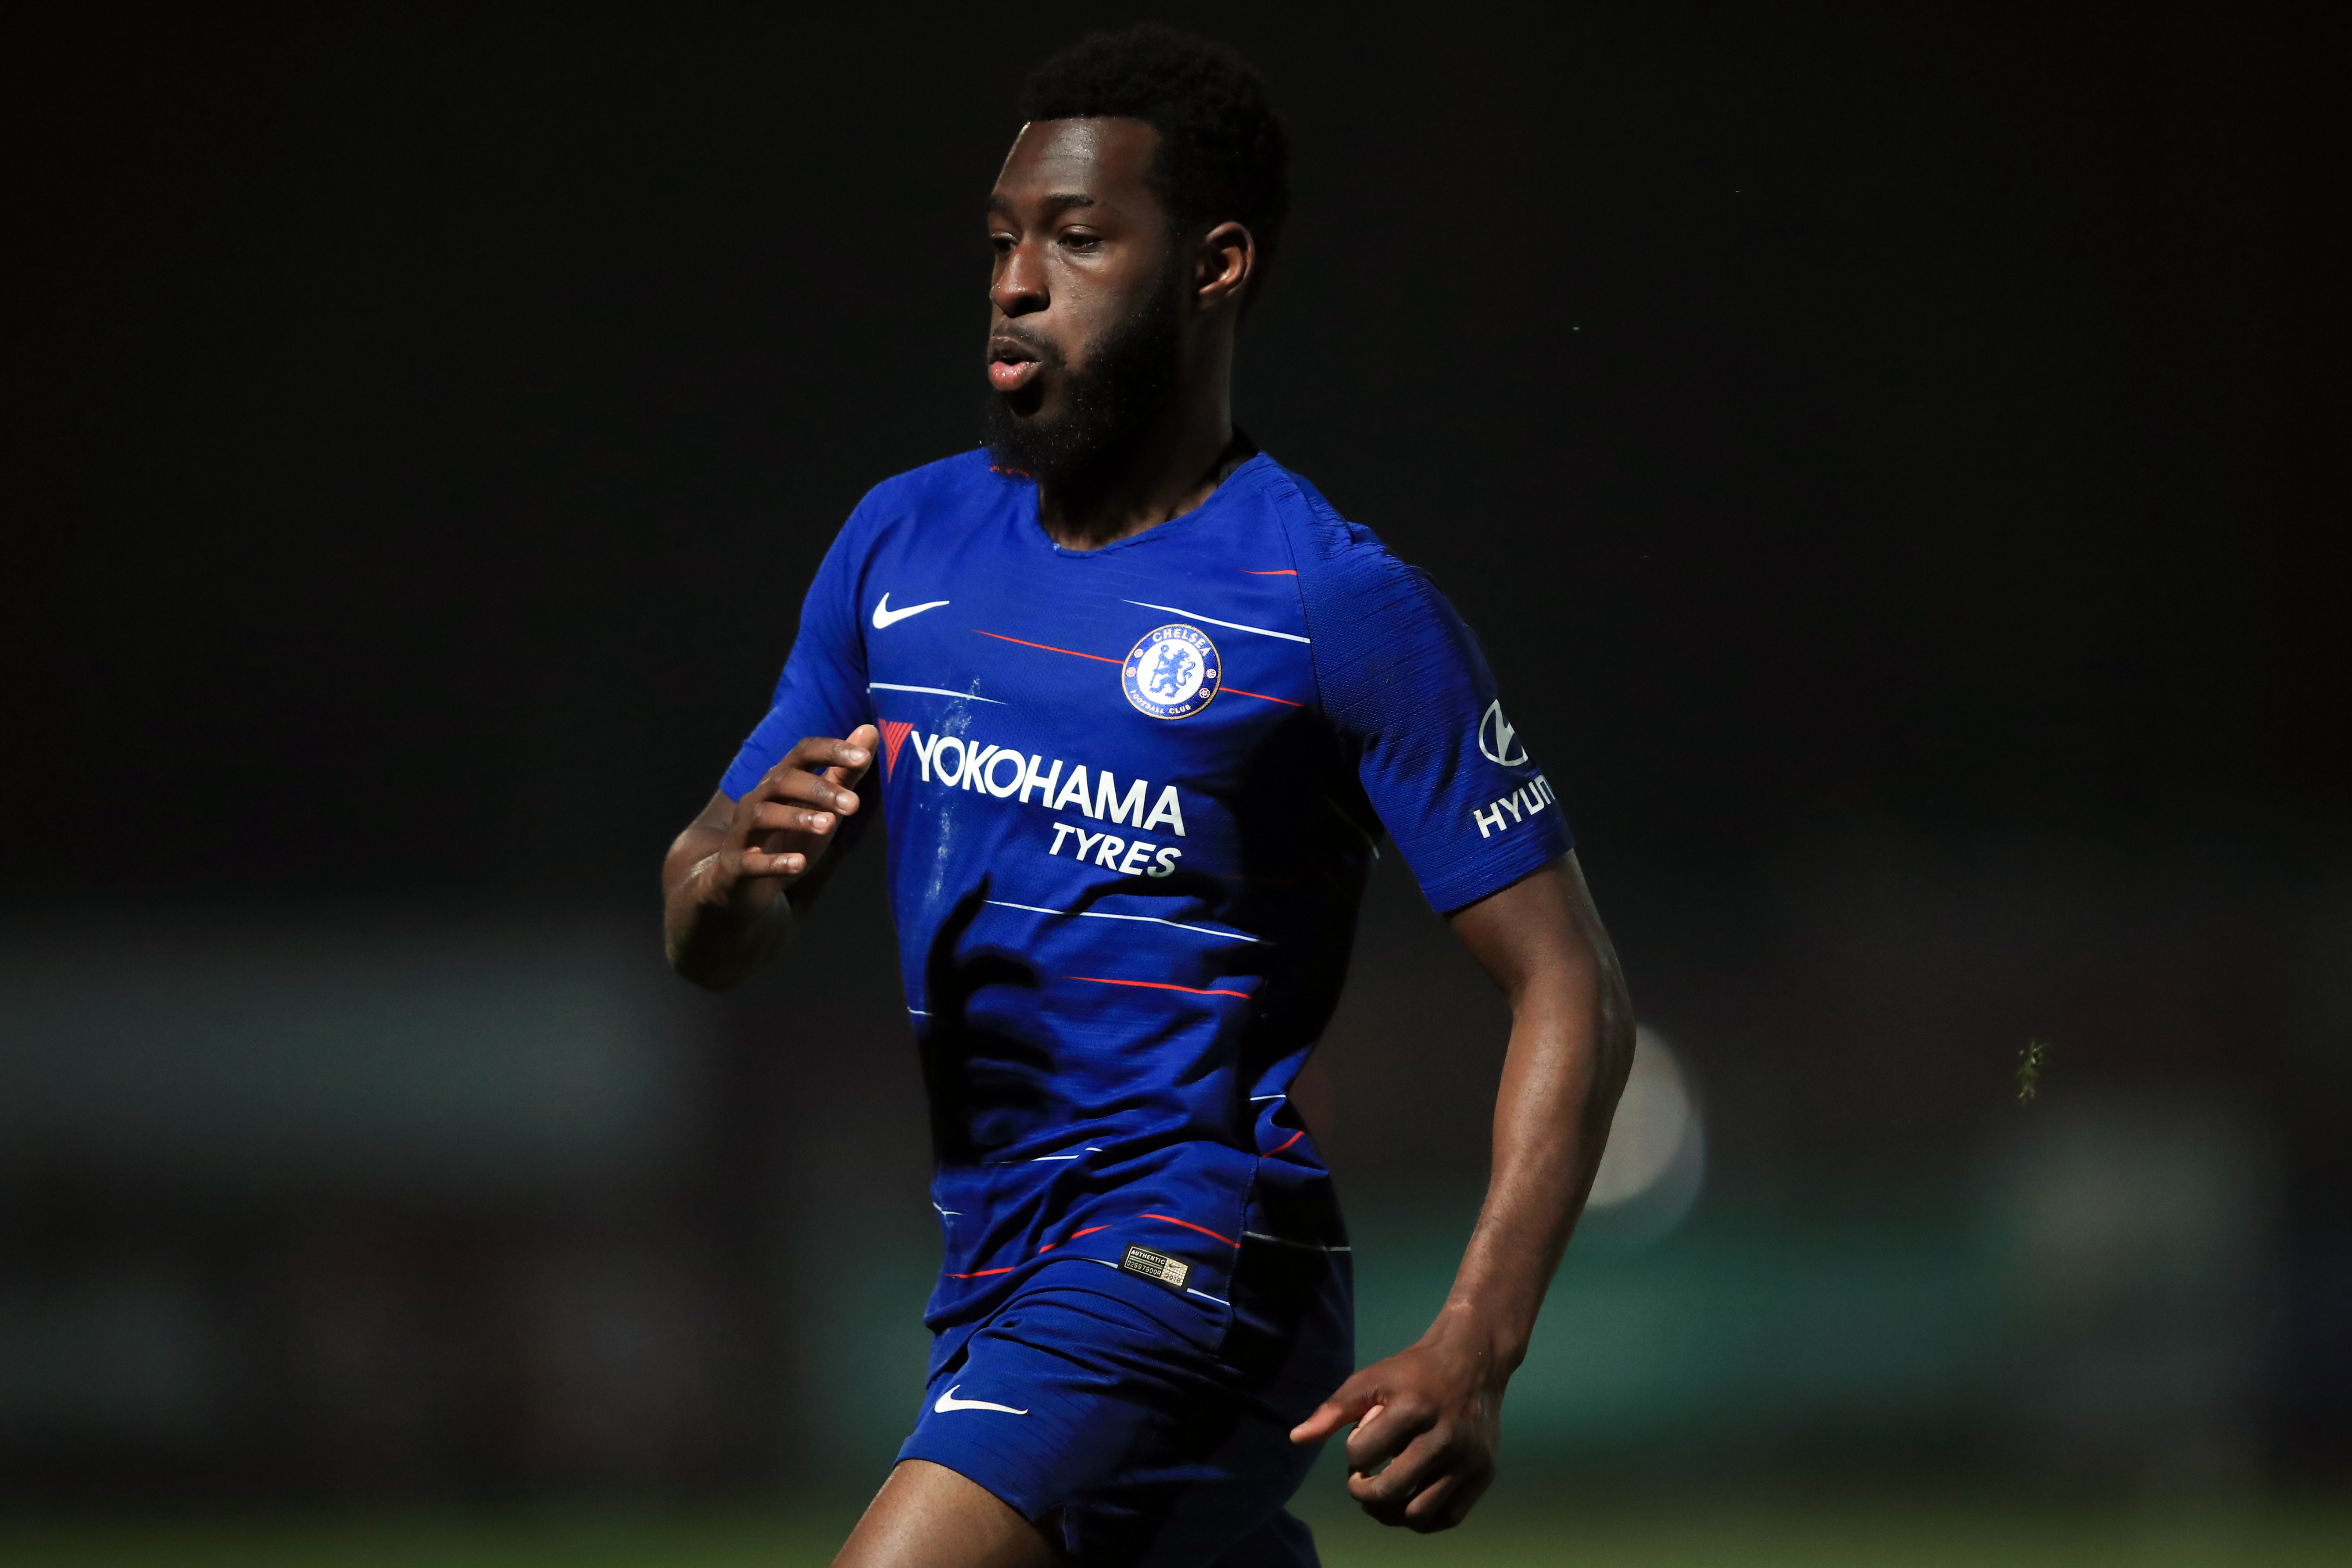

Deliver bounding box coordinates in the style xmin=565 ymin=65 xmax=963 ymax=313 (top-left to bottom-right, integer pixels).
xmin=1288 ymin=858 xmax=1635 ymax=1526
xmin=1436 ymin=861 xmax=1636 ymax=1368
xmin=1439 ymin=974 xmax=1630 ymax=1365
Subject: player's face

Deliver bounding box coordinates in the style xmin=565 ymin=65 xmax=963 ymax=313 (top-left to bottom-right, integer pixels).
xmin=985 ymin=117 xmax=1174 ymax=423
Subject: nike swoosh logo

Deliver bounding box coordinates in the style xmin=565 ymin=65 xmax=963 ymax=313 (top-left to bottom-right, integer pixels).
xmin=934 ymin=1384 xmax=1028 ymax=1416
xmin=873 ymin=593 xmax=950 ymax=630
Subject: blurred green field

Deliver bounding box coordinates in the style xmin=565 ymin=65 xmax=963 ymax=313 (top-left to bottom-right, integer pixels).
xmin=5 ymin=1501 xmax=2348 ymax=1568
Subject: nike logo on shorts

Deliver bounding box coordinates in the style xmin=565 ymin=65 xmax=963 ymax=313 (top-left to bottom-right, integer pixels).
xmin=874 ymin=592 xmax=950 ymax=629
xmin=933 ymin=1384 xmax=1028 ymax=1416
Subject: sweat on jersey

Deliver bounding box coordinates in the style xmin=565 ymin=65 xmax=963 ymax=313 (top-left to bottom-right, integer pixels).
xmin=720 ymin=450 xmax=1571 ymax=1372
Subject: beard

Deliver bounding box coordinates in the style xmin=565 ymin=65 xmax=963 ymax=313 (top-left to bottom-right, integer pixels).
xmin=982 ymin=264 xmax=1183 ymax=488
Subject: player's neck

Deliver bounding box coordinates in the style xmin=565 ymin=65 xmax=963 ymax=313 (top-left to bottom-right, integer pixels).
xmin=1037 ymin=367 xmax=1245 ymax=552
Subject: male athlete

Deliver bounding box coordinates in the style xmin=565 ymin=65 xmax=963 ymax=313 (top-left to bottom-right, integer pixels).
xmin=662 ymin=25 xmax=1633 ymax=1568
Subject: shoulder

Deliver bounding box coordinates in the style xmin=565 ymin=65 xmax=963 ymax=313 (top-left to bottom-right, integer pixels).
xmin=806 ymin=452 xmax=1020 ymax=584
xmin=851 ymin=449 xmax=1021 ymax=530
xmin=795 ymin=453 xmax=1007 ymax=616
xmin=1249 ymin=458 xmax=1443 ymax=643
xmin=1247 ymin=457 xmax=1491 ymax=733
xmin=1246 ymin=456 xmax=1382 ymax=557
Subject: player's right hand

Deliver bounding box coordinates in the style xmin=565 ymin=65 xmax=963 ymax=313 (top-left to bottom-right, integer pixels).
xmin=699 ymin=725 xmax=877 ymax=912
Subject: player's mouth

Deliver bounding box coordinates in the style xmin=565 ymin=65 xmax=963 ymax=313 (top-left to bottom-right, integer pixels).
xmin=987 ymin=337 xmax=1046 ymax=394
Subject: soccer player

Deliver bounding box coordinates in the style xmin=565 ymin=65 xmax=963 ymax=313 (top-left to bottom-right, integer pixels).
xmin=662 ymin=25 xmax=1633 ymax=1568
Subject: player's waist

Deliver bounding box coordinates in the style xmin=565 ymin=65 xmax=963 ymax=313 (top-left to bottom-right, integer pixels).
xmin=929 ymin=1109 xmax=1322 ymax=1178
xmin=931 ymin=1131 xmax=1333 ymax=1260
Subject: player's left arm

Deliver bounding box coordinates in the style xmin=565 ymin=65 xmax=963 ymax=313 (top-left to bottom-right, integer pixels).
xmin=1290 ymin=850 xmax=1634 ymax=1531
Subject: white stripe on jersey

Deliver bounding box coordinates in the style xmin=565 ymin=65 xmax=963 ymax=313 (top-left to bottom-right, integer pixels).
xmin=870 ymin=682 xmax=1005 ymax=703
xmin=984 ymin=899 xmax=1263 ymax=944
xmin=1120 ymin=601 xmax=1311 ymax=644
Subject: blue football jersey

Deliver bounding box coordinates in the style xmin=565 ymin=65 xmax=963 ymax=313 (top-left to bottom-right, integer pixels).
xmin=721 ymin=450 xmax=1570 ymax=1370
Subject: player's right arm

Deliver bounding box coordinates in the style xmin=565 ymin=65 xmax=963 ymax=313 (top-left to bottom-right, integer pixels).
xmin=662 ymin=725 xmax=877 ymax=990
xmin=667 ymin=485 xmax=883 ymax=989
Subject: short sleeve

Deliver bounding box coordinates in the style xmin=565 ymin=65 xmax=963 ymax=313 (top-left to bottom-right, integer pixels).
xmin=1300 ymin=536 xmax=1571 ymax=914
xmin=716 ymin=510 xmax=873 ymax=800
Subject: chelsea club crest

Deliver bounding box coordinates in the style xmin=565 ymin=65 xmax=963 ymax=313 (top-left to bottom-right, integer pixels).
xmin=1122 ymin=624 xmax=1221 ymax=720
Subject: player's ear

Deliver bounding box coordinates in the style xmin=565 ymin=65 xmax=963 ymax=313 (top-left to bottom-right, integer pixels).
xmin=1194 ymin=221 xmax=1253 ymax=312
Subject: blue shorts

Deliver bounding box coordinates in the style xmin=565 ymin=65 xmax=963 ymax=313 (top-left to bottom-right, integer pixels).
xmin=898 ymin=1242 xmax=1352 ymax=1567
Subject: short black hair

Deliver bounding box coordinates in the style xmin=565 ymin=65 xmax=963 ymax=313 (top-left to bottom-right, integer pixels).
xmin=1021 ymin=24 xmax=1290 ymax=318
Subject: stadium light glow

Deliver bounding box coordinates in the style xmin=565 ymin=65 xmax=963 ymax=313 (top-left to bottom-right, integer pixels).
xmin=1587 ymin=1026 xmax=1704 ymax=1217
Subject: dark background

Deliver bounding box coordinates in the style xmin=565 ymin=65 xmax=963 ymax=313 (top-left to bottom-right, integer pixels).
xmin=18 ymin=2 xmax=2345 ymax=887
xmin=7 ymin=0 xmax=2346 ymax=1527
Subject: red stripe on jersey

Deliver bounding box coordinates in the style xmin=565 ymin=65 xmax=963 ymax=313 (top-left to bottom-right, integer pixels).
xmin=1141 ymin=1213 xmax=1241 ymax=1248
xmin=976 ymin=630 xmax=1122 ymax=665
xmin=946 ymin=1266 xmax=1018 ymax=1278
xmin=1267 ymin=1128 xmax=1306 ymax=1155
xmin=1066 ymin=976 xmax=1254 ymax=999
xmin=1038 ymin=1225 xmax=1111 ymax=1253
xmin=1242 ymin=569 xmax=1299 ymax=575
xmin=1222 ymin=686 xmax=1303 ymax=707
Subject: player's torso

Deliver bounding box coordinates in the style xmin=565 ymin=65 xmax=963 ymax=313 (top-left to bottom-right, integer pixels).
xmin=845 ymin=460 xmax=1360 ymax=1321
xmin=856 ymin=458 xmax=1350 ymax=1070
xmin=856 ymin=461 xmax=1354 ymax=1185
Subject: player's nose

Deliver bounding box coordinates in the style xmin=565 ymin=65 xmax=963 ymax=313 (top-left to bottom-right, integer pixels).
xmin=991 ymin=239 xmax=1049 ymax=318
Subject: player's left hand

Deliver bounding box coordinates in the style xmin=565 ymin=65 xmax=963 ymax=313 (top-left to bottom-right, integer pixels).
xmin=1288 ymin=1314 xmax=1504 ymax=1532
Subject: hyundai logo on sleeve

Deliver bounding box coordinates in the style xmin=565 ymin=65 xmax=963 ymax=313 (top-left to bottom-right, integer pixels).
xmin=1477 ymin=699 xmax=1529 ymax=766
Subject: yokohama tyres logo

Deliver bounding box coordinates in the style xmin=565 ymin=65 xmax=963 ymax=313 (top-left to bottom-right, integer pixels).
xmin=899 ymin=730 xmax=1187 ymax=838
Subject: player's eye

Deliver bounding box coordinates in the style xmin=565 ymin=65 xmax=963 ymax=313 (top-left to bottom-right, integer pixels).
xmin=1060 ymin=230 xmax=1103 ymax=253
